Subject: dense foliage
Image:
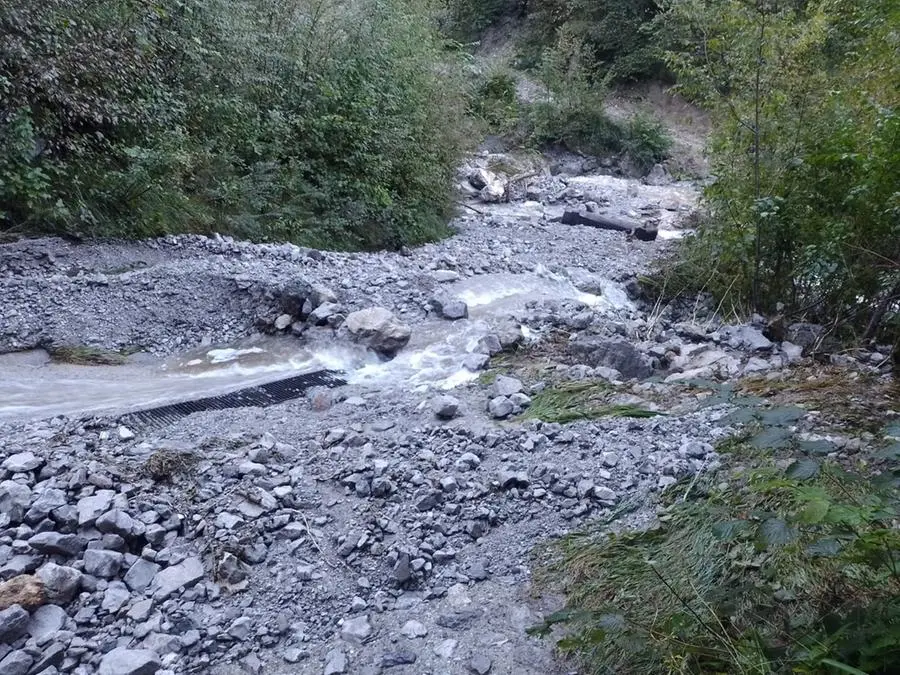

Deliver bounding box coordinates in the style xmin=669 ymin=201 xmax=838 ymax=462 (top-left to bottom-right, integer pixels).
xmin=656 ymin=0 xmax=900 ymax=345
xmin=0 ymin=0 xmax=468 ymax=249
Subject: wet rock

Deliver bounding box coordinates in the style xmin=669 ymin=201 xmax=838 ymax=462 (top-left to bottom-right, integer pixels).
xmin=118 ymin=425 xmax=136 ymax=441
xmin=432 ymin=395 xmax=461 ymax=420
xmin=343 ymin=307 xmax=411 ymax=358
xmin=569 ymin=338 xmax=654 ymax=379
xmin=475 ymin=334 xmax=502 ymax=356
xmin=97 ymin=648 xmax=161 ymax=675
xmin=431 ymin=270 xmax=460 ymax=283
xmin=36 ymin=563 xmax=82 ymax=605
xmin=0 ymin=604 xmax=29 ymax=642
xmin=0 ymin=575 xmax=45 ymax=611
xmin=429 ymin=294 xmax=468 ymax=320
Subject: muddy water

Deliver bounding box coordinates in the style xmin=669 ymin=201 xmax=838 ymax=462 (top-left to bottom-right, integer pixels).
xmin=0 ymin=271 xmax=631 ymax=422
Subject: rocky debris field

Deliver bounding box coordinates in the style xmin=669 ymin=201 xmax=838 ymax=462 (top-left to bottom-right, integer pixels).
xmin=1 ymin=152 xmax=894 ymax=675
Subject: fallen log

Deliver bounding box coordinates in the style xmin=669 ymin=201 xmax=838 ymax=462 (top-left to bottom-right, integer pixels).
xmin=557 ymin=209 xmax=658 ymax=241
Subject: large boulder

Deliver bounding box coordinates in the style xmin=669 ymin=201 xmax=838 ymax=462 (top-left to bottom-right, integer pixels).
xmin=343 ymin=308 xmax=411 ymax=358
xmin=568 ymin=337 xmax=654 ymax=380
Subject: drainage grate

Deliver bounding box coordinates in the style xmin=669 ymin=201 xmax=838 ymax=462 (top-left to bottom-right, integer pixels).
xmin=121 ymin=369 xmax=346 ymax=427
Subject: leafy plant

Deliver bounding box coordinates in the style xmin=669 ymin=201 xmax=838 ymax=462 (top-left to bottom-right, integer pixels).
xmin=522 ymin=380 xmax=661 ymax=423
xmin=531 ymin=457 xmax=900 ymax=674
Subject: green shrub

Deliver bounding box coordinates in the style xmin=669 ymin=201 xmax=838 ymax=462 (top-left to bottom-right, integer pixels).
xmin=0 ymin=0 xmax=469 ymax=250
xmin=658 ymin=0 xmax=900 ymax=345
xmin=469 ymin=69 xmax=522 ymax=135
xmin=532 ymin=456 xmax=900 ymax=674
xmin=622 ymin=112 xmax=673 ymax=172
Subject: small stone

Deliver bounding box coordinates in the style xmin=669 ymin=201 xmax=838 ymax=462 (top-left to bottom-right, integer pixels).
xmin=101 ymin=581 xmax=131 ymax=613
xmin=0 ymin=604 xmax=29 ymax=642
xmin=28 ymin=531 xmax=87 ymax=556
xmin=97 ymin=648 xmax=161 ymax=675
xmin=83 ymin=550 xmax=124 ymax=579
xmin=27 ymin=603 xmax=67 ymax=640
xmin=0 ymin=650 xmax=33 ymax=675
xmin=432 ymin=395 xmax=461 ymax=420
xmin=593 ymin=486 xmax=617 ymax=502
xmin=430 ymin=294 xmax=468 ymax=320
xmin=381 ymin=651 xmax=417 ymax=668
xmin=469 ymin=654 xmax=493 ymax=675
xmin=118 ymin=426 xmax=136 ymax=441
xmin=36 ymin=563 xmax=82 ymax=605
xmin=227 ymin=616 xmax=253 ymax=640
xmin=323 ymin=648 xmax=348 ymax=675
xmin=433 ymin=638 xmax=458 ymax=659
xmin=400 ymin=620 xmax=428 ymax=638
xmin=340 ymin=615 xmax=372 ymax=644
xmin=96 ymin=509 xmax=140 ymax=539
xmin=275 ymin=313 xmax=293 ymax=330
xmin=77 ymin=490 xmax=115 ymax=526
xmin=150 ymin=556 xmax=203 ymax=600
xmin=2 ymin=452 xmax=42 ymax=473
xmin=124 ymin=559 xmax=160 ymax=593
xmin=127 ymin=598 xmax=153 ymax=622
xmin=0 ymin=481 xmax=32 ymax=523
xmin=492 ymin=375 xmax=523 ymax=397
xmin=658 ymin=476 xmax=678 ymax=489
xmin=487 ymin=396 xmax=514 ymax=419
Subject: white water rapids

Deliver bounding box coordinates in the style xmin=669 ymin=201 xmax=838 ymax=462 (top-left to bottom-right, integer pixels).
xmin=0 ymin=270 xmax=632 ymax=422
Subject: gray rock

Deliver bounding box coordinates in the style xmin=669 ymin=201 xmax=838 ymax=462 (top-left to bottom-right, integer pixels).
xmin=96 ymin=509 xmax=141 ymax=539
xmin=430 ymin=294 xmax=468 ymax=320
xmin=0 ymin=650 xmax=33 ymax=675
xmin=786 ymin=322 xmax=824 ymax=350
xmin=323 ymin=648 xmax=348 ymax=675
xmin=36 ymin=563 xmax=82 ymax=605
xmin=781 ymin=341 xmax=804 ymax=362
xmin=77 ymin=490 xmax=115 ymax=526
xmin=593 ymin=486 xmax=617 ymax=502
xmin=2 ymin=452 xmax=42 ymax=473
xmin=227 ymin=616 xmax=253 ymax=640
xmin=127 ymin=599 xmax=154 ymax=622
xmin=97 ymin=648 xmax=161 ymax=675
xmin=492 ymin=375 xmax=523 ymax=397
xmin=643 ymin=163 xmax=671 ymax=186
xmin=101 ymin=581 xmax=130 ymax=613
xmin=150 ymin=556 xmax=203 ymax=600
xmin=27 ymin=604 xmax=67 ymax=641
xmin=463 ymin=353 xmax=490 ymax=371
xmin=308 ymin=302 xmax=342 ymax=325
xmin=400 ymin=620 xmax=428 ymax=638
xmin=0 ymin=481 xmax=32 ymax=523
xmin=28 ymin=642 xmax=64 ymax=673
xmin=117 ymin=425 xmax=135 ymax=441
xmin=432 ymin=395 xmax=461 ymax=420
xmin=726 ymin=325 xmax=773 ymax=352
xmin=83 ymin=549 xmax=124 ymax=579
xmin=568 ymin=338 xmax=654 ymax=379
xmin=469 ymin=654 xmax=493 ymax=675
xmin=0 ymin=604 xmax=29 ymax=642
xmin=124 ymin=559 xmax=160 ymax=593
xmin=487 ymin=396 xmax=514 ymax=419
xmin=381 ymin=651 xmax=417 ymax=668
xmin=340 ymin=615 xmax=372 ymax=644
xmin=435 ymin=609 xmax=482 ymax=629
xmin=24 ymin=488 xmax=66 ymax=523
xmin=474 ymin=334 xmax=502 ymax=356
xmin=28 ymin=532 xmax=87 ymax=557
xmin=343 ymin=307 xmax=411 ymax=358
xmin=431 ymin=270 xmax=460 ymax=283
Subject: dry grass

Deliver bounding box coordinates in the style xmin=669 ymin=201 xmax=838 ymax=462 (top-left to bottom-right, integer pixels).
xmin=737 ymin=365 xmax=898 ymax=432
xmin=49 ymin=345 xmax=126 ymax=366
xmin=141 ymin=450 xmax=199 ymax=482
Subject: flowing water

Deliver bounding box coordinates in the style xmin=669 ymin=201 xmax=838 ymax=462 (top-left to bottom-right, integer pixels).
xmin=0 ymin=270 xmax=631 ymax=422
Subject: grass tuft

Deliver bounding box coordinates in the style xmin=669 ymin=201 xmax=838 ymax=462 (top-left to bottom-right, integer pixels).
xmin=49 ymin=345 xmax=127 ymax=366
xmin=521 ymin=381 xmax=661 ymax=423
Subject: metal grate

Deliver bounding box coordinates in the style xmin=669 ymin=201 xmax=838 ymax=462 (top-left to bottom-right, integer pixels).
xmin=121 ymin=369 xmax=345 ymax=427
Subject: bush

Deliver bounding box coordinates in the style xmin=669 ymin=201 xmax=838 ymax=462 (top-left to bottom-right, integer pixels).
xmin=468 ymin=69 xmax=522 ymax=135
xmin=532 ymin=455 xmax=900 ymax=674
xmin=0 ymin=0 xmax=470 ymax=250
xmin=622 ymin=112 xmax=673 ymax=172
xmin=657 ymin=0 xmax=900 ymax=345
